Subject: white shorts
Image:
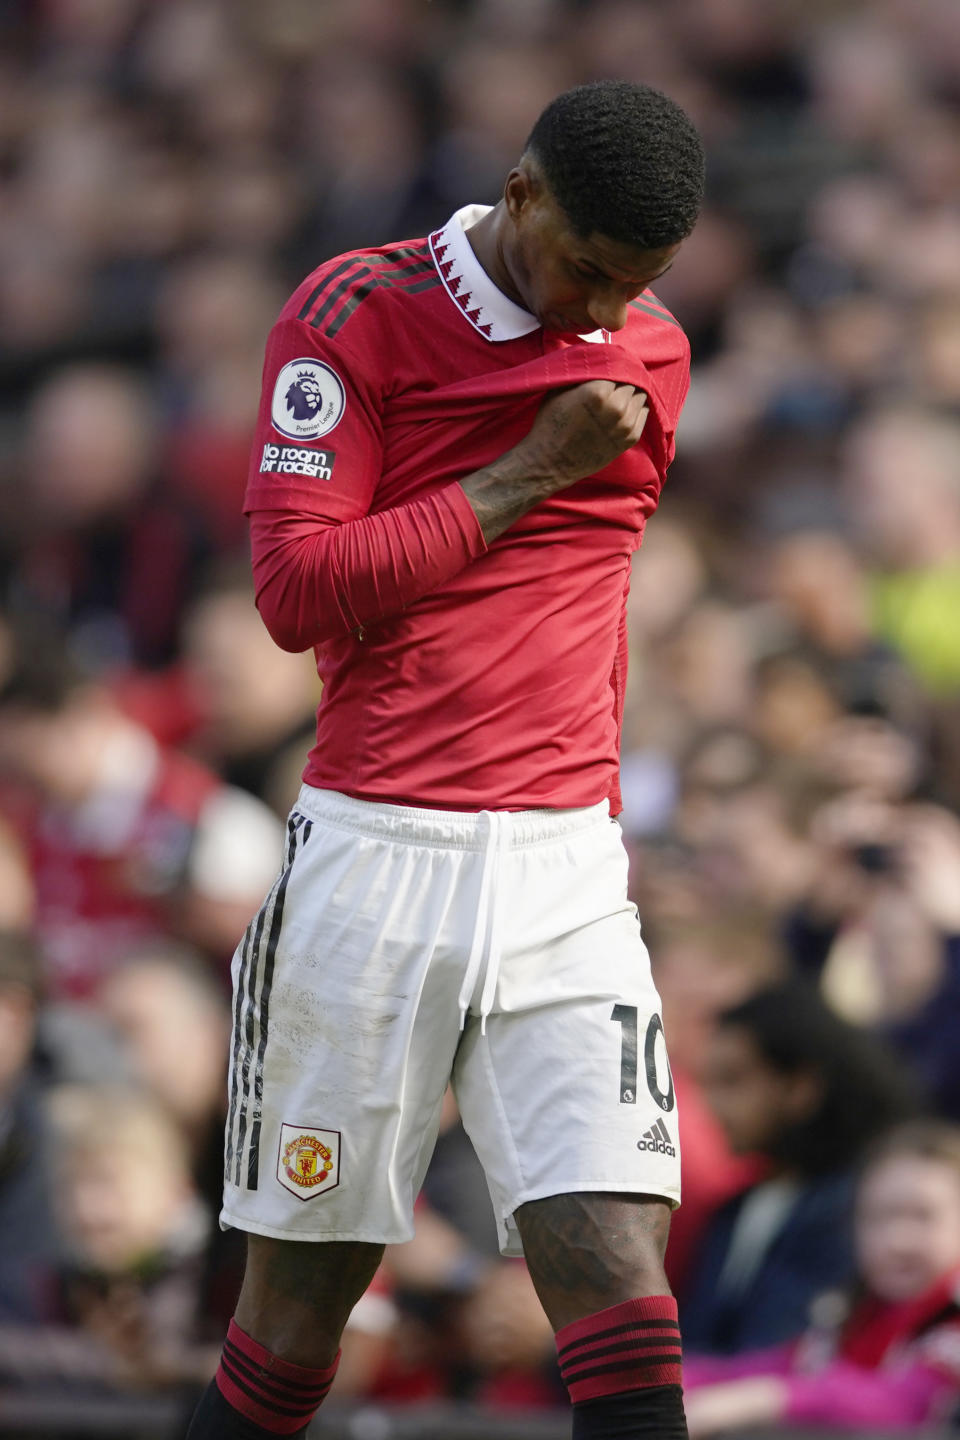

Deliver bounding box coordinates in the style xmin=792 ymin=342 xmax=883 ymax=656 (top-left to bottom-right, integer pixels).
xmin=221 ymin=786 xmax=680 ymax=1256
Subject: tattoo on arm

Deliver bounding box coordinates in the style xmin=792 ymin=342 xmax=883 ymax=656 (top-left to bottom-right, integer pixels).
xmin=459 ymin=451 xmax=554 ymax=545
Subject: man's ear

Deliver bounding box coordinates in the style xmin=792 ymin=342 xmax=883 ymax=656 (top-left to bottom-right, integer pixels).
xmin=503 ymin=159 xmax=540 ymax=222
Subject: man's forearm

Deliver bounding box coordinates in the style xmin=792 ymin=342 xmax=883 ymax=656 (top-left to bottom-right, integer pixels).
xmin=248 ymin=379 xmax=652 ymax=649
xmin=249 ymin=450 xmax=566 ymax=650
xmin=459 ymin=449 xmax=555 ymax=544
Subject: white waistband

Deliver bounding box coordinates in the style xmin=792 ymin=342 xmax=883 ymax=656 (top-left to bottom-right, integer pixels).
xmin=293 ymin=785 xmax=611 ymax=853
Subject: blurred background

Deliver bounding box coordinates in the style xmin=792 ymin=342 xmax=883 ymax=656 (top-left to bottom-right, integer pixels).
xmin=1 ymin=0 xmax=959 ymax=1436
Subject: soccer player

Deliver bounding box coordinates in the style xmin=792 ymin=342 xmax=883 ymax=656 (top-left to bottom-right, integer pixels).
xmin=187 ymin=81 xmax=705 ymax=1440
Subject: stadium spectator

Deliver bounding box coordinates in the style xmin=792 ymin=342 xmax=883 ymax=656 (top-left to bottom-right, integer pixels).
xmin=11 ymin=365 xmax=214 ymax=670
xmin=680 ymin=981 xmax=917 ymax=1354
xmin=650 ymin=914 xmax=775 ymax=1296
xmin=95 ymin=944 xmax=243 ymax=1329
xmin=461 ymin=1259 xmax=564 ymax=1409
xmin=842 ymin=409 xmax=960 ymax=697
xmin=684 ymin=1121 xmax=960 ymax=1433
xmin=0 ymin=618 xmax=284 ymax=995
xmin=0 ymin=1083 xmax=217 ymax=1392
xmin=179 ymin=572 xmax=319 ymax=816
xmin=785 ymin=795 xmax=960 ymax=1121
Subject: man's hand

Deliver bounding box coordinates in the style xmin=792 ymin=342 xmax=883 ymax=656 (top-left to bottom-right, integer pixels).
xmin=460 ymin=381 xmax=649 ymax=544
xmin=517 ymin=381 xmax=650 ymax=486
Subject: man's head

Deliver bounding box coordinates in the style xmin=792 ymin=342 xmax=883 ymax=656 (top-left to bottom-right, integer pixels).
xmin=0 ymin=615 xmax=115 ymax=804
xmin=47 ymin=1084 xmax=197 ymax=1275
xmin=502 ymin=81 xmax=705 ymax=335
xmin=97 ymin=944 xmax=231 ymax=1133
xmin=25 ymin=364 xmax=156 ymax=526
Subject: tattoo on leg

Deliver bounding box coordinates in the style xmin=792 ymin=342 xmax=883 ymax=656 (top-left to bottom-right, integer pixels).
xmin=516 ymin=1192 xmax=672 ymax=1330
xmin=235 ymin=1235 xmax=385 ymax=1365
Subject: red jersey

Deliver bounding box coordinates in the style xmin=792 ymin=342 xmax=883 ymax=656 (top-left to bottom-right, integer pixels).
xmin=245 ymin=205 xmax=691 ymax=811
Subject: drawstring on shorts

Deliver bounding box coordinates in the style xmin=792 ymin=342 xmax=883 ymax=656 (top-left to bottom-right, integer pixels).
xmin=457 ymin=810 xmax=509 ymax=1034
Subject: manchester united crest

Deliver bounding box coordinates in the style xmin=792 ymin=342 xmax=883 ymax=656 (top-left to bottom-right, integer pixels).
xmin=276 ymin=1123 xmax=341 ymax=1200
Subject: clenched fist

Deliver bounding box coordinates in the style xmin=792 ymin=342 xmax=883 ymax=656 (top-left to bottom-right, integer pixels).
xmin=518 ymin=380 xmax=650 ymax=486
xmin=460 ymin=379 xmax=650 ymax=543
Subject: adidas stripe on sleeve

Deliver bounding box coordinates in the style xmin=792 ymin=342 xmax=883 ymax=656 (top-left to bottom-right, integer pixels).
xmin=245 ymin=248 xmax=441 ymax=525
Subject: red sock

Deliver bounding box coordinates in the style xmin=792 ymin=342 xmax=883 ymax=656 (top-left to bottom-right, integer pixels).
xmin=214 ymin=1318 xmax=340 ymax=1435
xmin=556 ymin=1295 xmax=683 ymax=1405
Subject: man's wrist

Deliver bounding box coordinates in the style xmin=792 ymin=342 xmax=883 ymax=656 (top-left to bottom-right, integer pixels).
xmin=459 ymin=448 xmax=557 ymax=544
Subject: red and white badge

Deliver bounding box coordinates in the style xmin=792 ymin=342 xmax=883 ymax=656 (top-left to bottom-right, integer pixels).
xmin=276 ymin=1123 xmax=341 ymax=1200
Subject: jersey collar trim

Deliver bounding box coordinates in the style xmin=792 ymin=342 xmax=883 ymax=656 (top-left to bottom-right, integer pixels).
xmin=429 ymin=204 xmax=541 ymax=343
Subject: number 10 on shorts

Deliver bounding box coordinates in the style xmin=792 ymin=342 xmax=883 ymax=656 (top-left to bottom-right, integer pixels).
xmin=611 ymin=1005 xmax=676 ymax=1112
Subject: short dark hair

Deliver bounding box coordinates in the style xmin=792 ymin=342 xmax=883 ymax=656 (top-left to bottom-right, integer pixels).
xmin=718 ymin=980 xmax=918 ymax=1176
xmin=525 ymin=81 xmax=705 ymax=249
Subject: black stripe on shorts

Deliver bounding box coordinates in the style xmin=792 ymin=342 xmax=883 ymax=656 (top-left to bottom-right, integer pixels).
xmin=246 ymin=818 xmax=313 ymax=1190
xmin=228 ymin=815 xmax=305 ymax=1188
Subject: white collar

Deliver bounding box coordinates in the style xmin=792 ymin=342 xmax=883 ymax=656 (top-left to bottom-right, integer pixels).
xmin=429 ymin=205 xmax=540 ymax=343
xmin=429 ymin=205 xmax=609 ymax=344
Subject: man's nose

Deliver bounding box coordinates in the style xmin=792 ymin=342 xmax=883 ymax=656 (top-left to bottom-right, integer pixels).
xmin=586 ymin=295 xmax=629 ymax=332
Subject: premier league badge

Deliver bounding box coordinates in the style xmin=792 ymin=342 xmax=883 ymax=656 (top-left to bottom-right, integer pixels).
xmin=270 ymin=358 xmax=346 ymax=441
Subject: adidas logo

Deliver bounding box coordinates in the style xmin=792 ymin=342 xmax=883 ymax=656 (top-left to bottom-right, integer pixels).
xmin=637 ymin=1118 xmax=676 ymax=1157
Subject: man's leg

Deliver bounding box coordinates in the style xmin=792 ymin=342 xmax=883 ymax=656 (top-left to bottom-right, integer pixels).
xmin=517 ymin=1192 xmax=687 ymax=1440
xmin=186 ymin=1235 xmax=383 ymax=1438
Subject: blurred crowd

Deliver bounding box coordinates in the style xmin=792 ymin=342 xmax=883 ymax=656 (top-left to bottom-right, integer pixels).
xmin=1 ymin=0 xmax=960 ymax=1431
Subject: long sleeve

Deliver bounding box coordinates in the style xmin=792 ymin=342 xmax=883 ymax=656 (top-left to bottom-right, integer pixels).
xmin=249 ymin=483 xmax=486 ymax=651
